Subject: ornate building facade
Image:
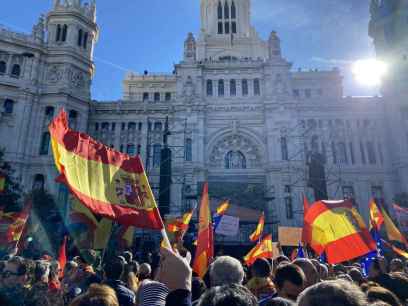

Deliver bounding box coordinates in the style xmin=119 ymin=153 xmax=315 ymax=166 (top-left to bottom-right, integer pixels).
xmin=0 ymin=0 xmax=407 ymax=242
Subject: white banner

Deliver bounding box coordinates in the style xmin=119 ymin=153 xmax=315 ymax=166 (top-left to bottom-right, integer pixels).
xmin=215 ymin=215 xmax=240 ymax=237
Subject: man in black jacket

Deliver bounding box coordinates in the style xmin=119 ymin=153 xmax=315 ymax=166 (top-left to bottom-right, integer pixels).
xmin=103 ymin=257 xmax=136 ymax=306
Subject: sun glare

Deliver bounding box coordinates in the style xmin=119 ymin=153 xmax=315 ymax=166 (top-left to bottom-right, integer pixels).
xmin=352 ymin=59 xmax=387 ymax=86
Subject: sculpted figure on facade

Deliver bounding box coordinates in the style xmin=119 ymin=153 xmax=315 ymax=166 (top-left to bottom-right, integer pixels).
xmin=47 ymin=65 xmax=63 ymax=84
xmin=183 ymin=76 xmax=196 ymax=104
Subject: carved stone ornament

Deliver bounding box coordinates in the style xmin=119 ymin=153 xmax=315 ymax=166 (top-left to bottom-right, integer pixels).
xmin=209 ymin=134 xmax=262 ymax=169
xmin=47 ymin=65 xmax=63 ymax=84
xmin=183 ymin=76 xmax=196 ymax=103
xmin=66 ymin=68 xmax=85 ymax=89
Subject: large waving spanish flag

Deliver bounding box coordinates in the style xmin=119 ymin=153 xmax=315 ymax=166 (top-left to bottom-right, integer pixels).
xmin=249 ymin=212 xmax=265 ymax=242
xmin=193 ymin=183 xmax=214 ymax=278
xmin=244 ymin=234 xmax=274 ymax=266
xmin=305 ymin=200 xmax=376 ymax=264
xmin=50 ymin=110 xmax=163 ymax=229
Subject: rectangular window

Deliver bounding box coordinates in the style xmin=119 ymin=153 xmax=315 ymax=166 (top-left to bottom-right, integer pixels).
xmin=285 ymin=196 xmax=294 ymax=220
xmin=218 ymin=22 xmax=223 ymax=34
xmin=254 ymin=79 xmax=261 ymax=96
xmin=232 ymin=22 xmax=237 ymax=34
xmin=138 ymin=122 xmax=143 ymax=131
xmin=206 ymin=80 xmax=213 ymax=96
xmin=293 ymin=89 xmax=300 ymax=98
xmin=305 ymin=89 xmax=312 ymax=98
xmin=367 ymin=141 xmax=377 ymax=164
xmin=360 ymin=141 xmax=366 ymax=164
xmin=349 ymin=142 xmax=355 ymax=165
xmin=143 ymin=92 xmax=149 ymax=101
xmin=225 ymin=22 xmax=230 ymax=34
xmin=230 ymin=80 xmax=236 ymax=96
xmin=154 ymin=92 xmax=161 ymax=102
xmin=165 ymin=92 xmax=171 ymax=101
xmin=242 ymin=79 xmax=248 ymax=96
xmin=281 ymin=137 xmax=289 ymax=161
xmin=121 ymin=122 xmax=126 ymax=131
xmin=95 ymin=123 xmax=99 ymax=131
xmin=111 ymin=123 xmax=116 ymax=131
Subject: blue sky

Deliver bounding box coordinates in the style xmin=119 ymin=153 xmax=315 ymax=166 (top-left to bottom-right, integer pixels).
xmin=1 ymin=0 xmax=377 ymax=100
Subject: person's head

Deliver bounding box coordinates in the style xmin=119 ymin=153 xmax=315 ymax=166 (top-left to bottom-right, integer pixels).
xmin=366 ymin=286 xmax=402 ymax=306
xmin=78 ymin=249 xmax=97 ymax=268
xmin=369 ymin=257 xmax=386 ymax=278
xmin=389 ymin=258 xmax=404 ymax=273
xmin=274 ymin=263 xmax=305 ymax=301
xmin=293 ymin=258 xmax=319 ymax=288
xmin=319 ymin=264 xmax=328 ymax=280
xmin=251 ymin=258 xmax=272 ymax=278
xmin=64 ymin=261 xmax=79 ymax=279
xmin=297 ymin=280 xmax=367 ymax=306
xmin=122 ymin=251 xmax=133 ymax=264
xmin=2 ymin=256 xmax=28 ymax=287
xmin=209 ymin=256 xmax=245 ymax=287
xmin=273 ymin=256 xmax=290 ymax=274
xmin=348 ymin=268 xmax=364 ymax=285
xmin=103 ymin=257 xmax=124 ymax=280
xmin=197 ymin=284 xmax=257 ymax=306
xmin=34 ymin=261 xmax=51 ymax=283
xmin=69 ymin=284 xmax=119 ymax=306
xmin=332 ymin=264 xmax=347 ymax=276
xmin=336 ymin=273 xmax=353 ymax=282
xmin=138 ymin=263 xmax=151 ymax=281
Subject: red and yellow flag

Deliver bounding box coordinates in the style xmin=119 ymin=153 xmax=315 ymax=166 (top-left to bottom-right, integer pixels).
xmin=304 ymin=200 xmax=376 ymax=264
xmin=380 ymin=206 xmax=408 ymax=247
xmin=118 ymin=225 xmax=135 ymax=249
xmin=167 ymin=210 xmax=194 ymax=233
xmin=216 ymin=201 xmax=229 ymax=215
xmin=0 ymin=172 xmax=5 ymax=193
xmin=6 ymin=200 xmax=31 ymax=243
xmin=369 ymin=200 xmax=384 ymax=231
xmin=249 ymin=212 xmax=265 ymax=242
xmin=49 ymin=110 xmax=163 ymax=229
xmin=244 ymin=234 xmax=274 ymax=266
xmin=193 ymin=183 xmax=214 ymax=278
xmin=58 ymin=236 xmax=67 ymax=278
xmin=382 ymin=239 xmax=408 ymax=259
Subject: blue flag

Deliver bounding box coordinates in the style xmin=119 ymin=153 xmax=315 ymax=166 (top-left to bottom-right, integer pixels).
xmin=297 ymin=242 xmax=305 ymax=259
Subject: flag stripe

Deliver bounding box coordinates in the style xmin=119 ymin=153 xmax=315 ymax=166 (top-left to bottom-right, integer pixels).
xmin=62 ymin=175 xmax=163 ymax=228
xmin=49 ymin=114 xmax=144 ymax=173
xmin=325 ymin=230 xmax=376 ymax=264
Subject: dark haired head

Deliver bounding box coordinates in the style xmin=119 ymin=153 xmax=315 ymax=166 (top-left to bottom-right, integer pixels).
xmin=252 ymin=258 xmax=272 ymax=278
xmin=197 ymin=284 xmax=257 ymax=306
xmin=103 ymin=257 xmax=124 ymax=280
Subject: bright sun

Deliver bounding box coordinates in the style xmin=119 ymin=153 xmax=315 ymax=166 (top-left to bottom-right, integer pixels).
xmin=352 ymin=59 xmax=387 ymax=87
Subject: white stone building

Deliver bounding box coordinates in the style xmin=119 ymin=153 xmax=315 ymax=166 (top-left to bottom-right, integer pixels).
xmin=0 ymin=0 xmax=407 ymax=243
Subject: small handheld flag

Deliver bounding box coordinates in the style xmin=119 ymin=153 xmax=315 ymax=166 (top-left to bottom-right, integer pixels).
xmin=249 ymin=212 xmax=265 ymax=242
xmin=244 ymin=234 xmax=274 ymax=266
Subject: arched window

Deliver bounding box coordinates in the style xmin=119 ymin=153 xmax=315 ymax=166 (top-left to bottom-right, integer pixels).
xmin=225 ymin=151 xmax=246 ymax=169
xmin=128 ymin=122 xmax=136 ymax=131
xmin=3 ymin=99 xmax=14 ymax=114
xmin=231 ymin=1 xmax=236 ymax=19
xmin=242 ymin=79 xmax=248 ymax=96
xmin=0 ymin=61 xmax=6 ymax=74
xmin=11 ymin=64 xmax=21 ymax=78
xmin=83 ymin=32 xmax=88 ymax=49
xmin=77 ymin=29 xmax=83 ymax=47
xmin=367 ymin=141 xmax=377 ymax=164
xmin=39 ymin=132 xmax=50 ymax=155
xmin=230 ymin=79 xmax=236 ymax=96
xmin=56 ymin=24 xmax=62 ymax=42
xmin=33 ymin=174 xmax=45 ymax=190
xmin=224 ymin=2 xmax=230 ymax=19
xmin=218 ymin=1 xmax=223 ymax=19
xmin=218 ymin=79 xmax=224 ymax=96
xmin=185 ymin=138 xmax=192 ymax=161
xmin=206 ymin=80 xmax=213 ymax=96
xmin=254 ymin=79 xmax=261 ymax=96
xmin=127 ymin=144 xmax=136 ymax=156
xmin=153 ymin=144 xmax=162 ymax=167
xmin=62 ymin=24 xmax=68 ymax=42
xmin=337 ymin=142 xmax=348 ymax=164
xmin=154 ymin=122 xmax=163 ymax=131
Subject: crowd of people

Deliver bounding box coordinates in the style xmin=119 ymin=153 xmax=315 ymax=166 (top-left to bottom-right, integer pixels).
xmin=0 ymin=245 xmax=407 ymax=306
